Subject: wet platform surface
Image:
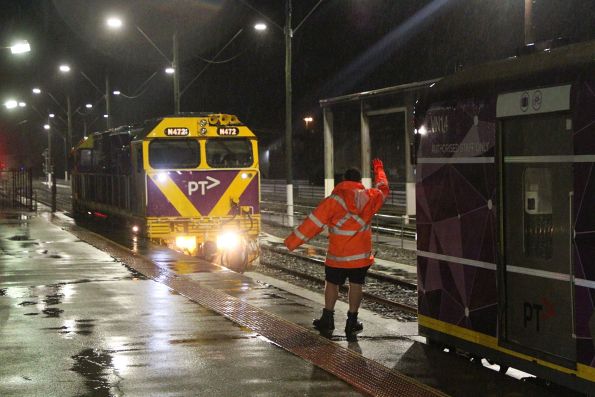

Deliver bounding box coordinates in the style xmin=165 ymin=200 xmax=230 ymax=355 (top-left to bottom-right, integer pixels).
xmin=0 ymin=210 xmax=571 ymax=396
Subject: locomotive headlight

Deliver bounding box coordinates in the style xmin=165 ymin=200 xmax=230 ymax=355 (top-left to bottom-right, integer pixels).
xmin=176 ymin=236 xmax=197 ymax=252
xmin=217 ymin=231 xmax=240 ymax=250
xmin=157 ymin=172 xmax=168 ymax=183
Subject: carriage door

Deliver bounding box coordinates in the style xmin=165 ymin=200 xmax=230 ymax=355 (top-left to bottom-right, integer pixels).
xmin=499 ymin=86 xmax=575 ymax=364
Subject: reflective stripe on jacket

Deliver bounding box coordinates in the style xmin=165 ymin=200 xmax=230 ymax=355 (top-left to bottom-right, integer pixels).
xmin=284 ymin=167 xmax=389 ymax=268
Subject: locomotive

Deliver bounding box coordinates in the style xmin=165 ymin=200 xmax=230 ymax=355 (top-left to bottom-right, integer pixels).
xmin=415 ymin=40 xmax=595 ymax=394
xmin=71 ymin=113 xmax=260 ymax=272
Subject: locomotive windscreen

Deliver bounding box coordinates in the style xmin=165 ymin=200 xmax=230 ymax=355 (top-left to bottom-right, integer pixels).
xmin=149 ymin=139 xmax=200 ymax=169
xmin=206 ymin=138 xmax=253 ymax=168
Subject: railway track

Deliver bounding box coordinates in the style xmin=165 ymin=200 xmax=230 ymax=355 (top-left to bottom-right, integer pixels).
xmin=259 ymin=245 xmax=418 ymax=315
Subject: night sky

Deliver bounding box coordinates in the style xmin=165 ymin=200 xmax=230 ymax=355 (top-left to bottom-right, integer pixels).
xmin=0 ymin=0 xmax=593 ymax=175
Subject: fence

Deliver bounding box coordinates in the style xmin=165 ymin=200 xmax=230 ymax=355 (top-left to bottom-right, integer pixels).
xmin=0 ymin=169 xmax=34 ymax=211
xmin=261 ymin=179 xmax=406 ymax=207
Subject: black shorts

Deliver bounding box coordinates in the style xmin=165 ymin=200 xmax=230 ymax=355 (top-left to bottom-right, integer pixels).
xmin=325 ymin=266 xmax=370 ymax=285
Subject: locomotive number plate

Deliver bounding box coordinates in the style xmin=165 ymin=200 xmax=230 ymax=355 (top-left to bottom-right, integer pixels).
xmin=217 ymin=127 xmax=239 ymax=136
xmin=165 ymin=127 xmax=190 ymax=136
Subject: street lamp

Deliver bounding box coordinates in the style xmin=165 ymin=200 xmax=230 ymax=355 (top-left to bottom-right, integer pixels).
xmin=304 ymin=116 xmax=313 ymax=128
xmin=106 ymin=16 xmax=181 ymax=114
xmin=58 ymin=65 xmax=73 ymax=181
xmin=44 ymin=121 xmax=52 ymax=185
xmin=4 ymin=99 xmax=18 ymax=109
xmin=254 ymin=23 xmax=267 ymax=31
xmin=9 ymin=40 xmax=31 ymax=54
xmin=32 ymin=88 xmax=41 ymax=95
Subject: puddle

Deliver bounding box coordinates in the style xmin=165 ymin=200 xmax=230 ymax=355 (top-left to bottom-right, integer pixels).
xmin=71 ymin=348 xmax=118 ymax=397
xmin=0 ymin=289 xmax=6 ymax=296
xmin=9 ymin=235 xmax=31 ymax=241
xmin=43 ymin=294 xmax=64 ymax=306
xmin=49 ymin=254 xmax=62 ymax=259
xmin=18 ymin=301 xmax=37 ymax=306
xmin=42 ymin=307 xmax=64 ymax=317
xmin=20 ymin=242 xmax=40 ymax=248
xmin=24 ymin=312 xmax=39 ymax=316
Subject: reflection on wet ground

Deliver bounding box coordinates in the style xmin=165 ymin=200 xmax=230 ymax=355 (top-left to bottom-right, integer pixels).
xmin=43 ymin=319 xmax=96 ymax=336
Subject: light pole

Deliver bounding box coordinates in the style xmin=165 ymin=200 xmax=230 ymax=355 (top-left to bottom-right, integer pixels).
xmin=43 ymin=122 xmax=52 ymax=185
xmin=238 ymin=0 xmax=324 ymax=226
xmin=106 ymin=17 xmax=181 ymax=114
xmin=59 ymin=64 xmax=73 ymax=181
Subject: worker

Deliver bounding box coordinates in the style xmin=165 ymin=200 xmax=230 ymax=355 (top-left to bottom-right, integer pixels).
xmin=284 ymin=159 xmax=389 ymax=339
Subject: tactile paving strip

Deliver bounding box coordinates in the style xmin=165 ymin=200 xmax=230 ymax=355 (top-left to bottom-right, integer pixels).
xmin=57 ymin=217 xmax=446 ymax=397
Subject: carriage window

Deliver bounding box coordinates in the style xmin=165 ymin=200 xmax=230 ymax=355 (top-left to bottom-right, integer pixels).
xmin=523 ymin=168 xmax=552 ymax=259
xmin=206 ymin=138 xmax=253 ymax=168
xmin=79 ymin=149 xmax=93 ymax=169
xmin=149 ymin=139 xmax=199 ymax=169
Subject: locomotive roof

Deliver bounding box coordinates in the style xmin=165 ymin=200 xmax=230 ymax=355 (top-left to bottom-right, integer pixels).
xmin=425 ymin=39 xmax=595 ymax=103
xmin=73 ymin=113 xmax=254 ymax=150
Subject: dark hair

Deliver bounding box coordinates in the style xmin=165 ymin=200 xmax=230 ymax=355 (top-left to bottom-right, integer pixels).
xmin=343 ymin=167 xmax=361 ymax=182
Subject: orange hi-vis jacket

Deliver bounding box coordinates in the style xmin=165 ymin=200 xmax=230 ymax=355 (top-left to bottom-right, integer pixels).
xmin=284 ymin=168 xmax=389 ymax=268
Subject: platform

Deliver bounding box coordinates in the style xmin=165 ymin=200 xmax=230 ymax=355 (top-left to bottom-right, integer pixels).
xmin=0 ymin=209 xmax=563 ymax=396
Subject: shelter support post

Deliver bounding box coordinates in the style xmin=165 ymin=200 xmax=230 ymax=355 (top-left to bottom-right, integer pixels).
xmin=323 ymin=107 xmax=334 ymax=197
xmin=360 ymin=101 xmax=371 ymax=188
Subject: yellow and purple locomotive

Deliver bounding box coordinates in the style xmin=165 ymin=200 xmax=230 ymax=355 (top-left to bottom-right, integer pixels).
xmin=71 ymin=113 xmax=260 ymax=272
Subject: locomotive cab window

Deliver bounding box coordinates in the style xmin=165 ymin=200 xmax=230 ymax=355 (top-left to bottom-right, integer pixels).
xmin=149 ymin=139 xmax=200 ymax=169
xmin=77 ymin=149 xmax=93 ymax=172
xmin=206 ymin=138 xmax=253 ymax=168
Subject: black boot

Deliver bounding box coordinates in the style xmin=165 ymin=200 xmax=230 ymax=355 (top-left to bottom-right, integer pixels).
xmin=345 ymin=311 xmax=363 ymax=339
xmin=313 ymin=308 xmax=335 ymax=333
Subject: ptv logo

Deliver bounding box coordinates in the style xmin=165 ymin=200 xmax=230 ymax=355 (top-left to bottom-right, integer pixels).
xmin=523 ymin=297 xmax=556 ymax=332
xmin=187 ymin=176 xmax=220 ymax=196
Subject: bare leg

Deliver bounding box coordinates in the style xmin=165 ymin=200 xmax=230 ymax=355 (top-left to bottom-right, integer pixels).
xmin=324 ymin=281 xmax=339 ymax=310
xmin=348 ymin=282 xmax=363 ymax=313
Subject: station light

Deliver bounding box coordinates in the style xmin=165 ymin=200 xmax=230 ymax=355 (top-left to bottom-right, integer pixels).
xmin=10 ymin=41 xmax=31 ymax=54
xmin=18 ymin=102 xmax=26 ymax=108
xmin=106 ymin=17 xmax=123 ymax=29
xmin=304 ymin=116 xmax=313 ymax=123
xmin=165 ymin=67 xmax=175 ymax=75
xmin=131 ymin=225 xmax=139 ymax=233
xmin=49 ymin=113 xmax=55 ymax=118
xmin=32 ymin=88 xmax=41 ymax=94
xmin=85 ymin=103 xmax=92 ymax=109
xmin=113 ymin=90 xmax=121 ymax=96
xmin=254 ymin=23 xmax=267 ymax=31
xmin=4 ymin=99 xmax=18 ymax=109
xmin=43 ymin=124 xmax=50 ymax=130
xmin=103 ymin=114 xmax=109 ymax=118
xmin=59 ymin=64 xmax=71 ymax=73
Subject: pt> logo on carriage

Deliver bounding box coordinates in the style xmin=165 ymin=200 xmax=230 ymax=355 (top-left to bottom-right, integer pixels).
xmin=187 ymin=176 xmax=220 ymax=196
xmin=165 ymin=127 xmax=189 ymax=136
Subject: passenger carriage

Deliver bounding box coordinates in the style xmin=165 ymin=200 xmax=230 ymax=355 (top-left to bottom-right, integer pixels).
xmin=415 ymin=40 xmax=595 ymax=393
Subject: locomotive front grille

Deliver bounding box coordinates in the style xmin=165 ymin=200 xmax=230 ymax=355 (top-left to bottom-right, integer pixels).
xmin=146 ymin=215 xmax=260 ymax=240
